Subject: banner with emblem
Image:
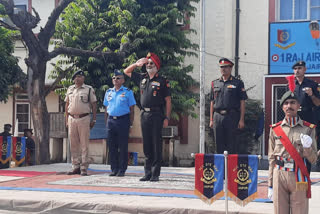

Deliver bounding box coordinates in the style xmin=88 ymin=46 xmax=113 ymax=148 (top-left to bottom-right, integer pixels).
xmin=0 ymin=136 xmax=12 ymax=169
xmin=227 ymin=154 xmax=258 ymax=206
xmin=12 ymin=137 xmax=26 ymax=167
xmin=194 ymin=153 xmax=224 ymax=204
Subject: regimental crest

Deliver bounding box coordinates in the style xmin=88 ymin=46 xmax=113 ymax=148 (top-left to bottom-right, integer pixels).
xmin=234 ymin=163 xmax=252 ymax=186
xmin=277 ymin=29 xmax=291 ymax=44
xmin=200 ymin=163 xmax=217 ymax=184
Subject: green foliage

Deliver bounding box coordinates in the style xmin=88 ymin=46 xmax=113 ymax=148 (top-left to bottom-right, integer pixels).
xmin=54 ymin=0 xmax=199 ymax=118
xmin=0 ymin=27 xmax=24 ymax=102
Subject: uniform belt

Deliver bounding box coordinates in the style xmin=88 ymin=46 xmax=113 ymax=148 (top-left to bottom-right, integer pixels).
xmin=275 ymin=156 xmax=295 ymax=171
xmin=69 ymin=113 xmax=89 ymax=119
xmin=109 ymin=114 xmax=129 ymax=120
xmin=143 ymin=107 xmax=161 ymax=112
xmin=216 ymin=109 xmax=238 ymax=115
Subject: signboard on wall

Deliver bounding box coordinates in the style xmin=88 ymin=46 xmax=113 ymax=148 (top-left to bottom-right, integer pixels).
xmin=269 ymin=21 xmax=320 ymax=74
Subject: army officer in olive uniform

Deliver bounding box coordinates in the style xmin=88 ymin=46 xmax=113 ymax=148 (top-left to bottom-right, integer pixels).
xmin=209 ymin=58 xmax=248 ymax=154
xmin=268 ymin=91 xmax=318 ymax=214
xmin=124 ymin=52 xmax=171 ymax=182
xmin=65 ymin=70 xmax=97 ymax=176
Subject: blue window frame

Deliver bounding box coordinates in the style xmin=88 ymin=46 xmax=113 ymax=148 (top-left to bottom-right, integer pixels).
xmin=278 ymin=0 xmax=320 ymax=21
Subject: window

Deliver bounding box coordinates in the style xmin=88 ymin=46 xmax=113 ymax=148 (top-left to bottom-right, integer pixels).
xmin=15 ymin=93 xmax=30 ymax=133
xmin=278 ymin=0 xmax=320 ymax=21
xmin=273 ymin=85 xmax=287 ymax=123
xmin=16 ymin=103 xmax=30 ymax=133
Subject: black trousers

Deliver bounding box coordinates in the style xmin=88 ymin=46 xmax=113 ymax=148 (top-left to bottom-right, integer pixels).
xmin=106 ymin=115 xmax=130 ymax=173
xmin=213 ymin=111 xmax=240 ymax=154
xmin=140 ymin=111 xmax=164 ymax=177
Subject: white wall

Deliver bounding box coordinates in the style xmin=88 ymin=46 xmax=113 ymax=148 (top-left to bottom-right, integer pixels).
xmin=32 ymin=0 xmax=56 ymax=34
xmin=184 ymin=0 xmax=269 ymax=154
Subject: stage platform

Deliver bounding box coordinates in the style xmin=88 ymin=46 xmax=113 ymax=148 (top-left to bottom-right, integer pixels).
xmin=0 ymin=163 xmax=319 ymax=213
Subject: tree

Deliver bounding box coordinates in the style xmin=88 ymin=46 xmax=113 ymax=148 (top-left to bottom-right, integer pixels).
xmin=54 ymin=0 xmax=199 ymax=118
xmin=0 ymin=0 xmax=126 ymax=163
xmin=0 ymin=26 xmax=23 ymax=102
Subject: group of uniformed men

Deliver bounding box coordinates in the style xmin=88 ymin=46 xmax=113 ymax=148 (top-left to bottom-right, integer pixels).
xmin=209 ymin=58 xmax=320 ymax=214
xmin=64 ymin=52 xmax=319 ymax=212
xmin=65 ymin=52 xmax=171 ymax=182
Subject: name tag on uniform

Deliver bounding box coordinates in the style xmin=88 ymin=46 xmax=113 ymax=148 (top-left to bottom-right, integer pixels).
xmin=284 ymin=162 xmax=294 ymax=169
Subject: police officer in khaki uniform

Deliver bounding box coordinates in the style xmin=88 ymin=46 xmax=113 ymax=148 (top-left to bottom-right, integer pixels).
xmin=65 ymin=70 xmax=97 ymax=176
xmin=268 ymin=91 xmax=318 ymax=214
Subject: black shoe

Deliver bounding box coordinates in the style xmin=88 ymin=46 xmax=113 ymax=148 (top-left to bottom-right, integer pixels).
xmin=80 ymin=170 xmax=88 ymax=176
xmin=150 ymin=176 xmax=159 ymax=182
xmin=67 ymin=168 xmax=80 ymax=175
xmin=139 ymin=176 xmax=151 ymax=181
xmin=109 ymin=171 xmax=118 ymax=176
xmin=117 ymin=172 xmax=125 ymax=177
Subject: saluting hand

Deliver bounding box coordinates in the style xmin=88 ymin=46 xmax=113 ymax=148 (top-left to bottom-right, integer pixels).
xmin=136 ymin=58 xmax=148 ymax=67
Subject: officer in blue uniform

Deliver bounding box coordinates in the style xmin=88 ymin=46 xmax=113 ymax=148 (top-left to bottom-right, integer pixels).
xmin=124 ymin=52 xmax=171 ymax=182
xmin=291 ymin=61 xmax=320 ymax=172
xmin=209 ymin=58 xmax=248 ymax=154
xmin=103 ymin=69 xmax=136 ymax=177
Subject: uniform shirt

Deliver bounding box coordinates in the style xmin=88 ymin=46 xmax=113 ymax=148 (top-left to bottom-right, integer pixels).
xmin=294 ymin=77 xmax=320 ymax=110
xmin=103 ymin=86 xmax=136 ymax=116
xmin=210 ymin=75 xmax=248 ymax=111
xmin=268 ymin=118 xmax=318 ymax=187
xmin=64 ymin=84 xmax=97 ymax=115
xmin=0 ymin=131 xmax=12 ymax=137
xmin=131 ymin=72 xmax=170 ymax=108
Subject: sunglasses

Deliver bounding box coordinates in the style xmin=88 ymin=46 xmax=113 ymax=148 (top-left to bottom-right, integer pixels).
xmin=112 ymin=77 xmax=123 ymax=80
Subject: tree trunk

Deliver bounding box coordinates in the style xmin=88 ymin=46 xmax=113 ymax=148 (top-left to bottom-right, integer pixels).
xmin=27 ymin=56 xmax=50 ymax=164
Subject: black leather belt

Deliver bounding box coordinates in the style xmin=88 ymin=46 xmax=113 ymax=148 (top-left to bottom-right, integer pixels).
xmin=143 ymin=107 xmax=161 ymax=112
xmin=216 ymin=109 xmax=238 ymax=115
xmin=275 ymin=159 xmax=295 ymax=169
xmin=69 ymin=113 xmax=89 ymax=118
xmin=109 ymin=114 xmax=129 ymax=120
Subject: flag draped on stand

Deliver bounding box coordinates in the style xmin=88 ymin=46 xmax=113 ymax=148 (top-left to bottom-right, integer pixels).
xmin=12 ymin=137 xmax=26 ymax=167
xmin=194 ymin=154 xmax=224 ymax=204
xmin=0 ymin=136 xmax=12 ymax=169
xmin=227 ymin=154 xmax=258 ymax=206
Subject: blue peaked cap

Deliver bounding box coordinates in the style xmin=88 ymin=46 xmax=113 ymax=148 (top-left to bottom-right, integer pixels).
xmin=113 ymin=69 xmax=124 ymax=76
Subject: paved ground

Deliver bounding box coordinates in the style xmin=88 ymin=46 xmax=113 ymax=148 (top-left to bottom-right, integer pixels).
xmin=0 ymin=163 xmax=319 ymax=213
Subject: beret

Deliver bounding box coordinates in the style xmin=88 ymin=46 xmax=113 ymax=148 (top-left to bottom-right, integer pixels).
xmin=280 ymin=91 xmax=299 ymax=106
xmin=72 ymin=70 xmax=85 ymax=80
xmin=292 ymin=61 xmax=306 ymax=69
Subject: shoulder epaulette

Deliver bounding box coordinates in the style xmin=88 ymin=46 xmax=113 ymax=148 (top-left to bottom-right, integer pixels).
xmin=270 ymin=121 xmax=282 ymax=128
xmin=303 ymin=120 xmax=317 ymax=128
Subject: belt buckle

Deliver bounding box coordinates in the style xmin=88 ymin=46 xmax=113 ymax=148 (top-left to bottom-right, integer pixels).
xmin=112 ymin=116 xmax=118 ymax=119
xmin=144 ymin=108 xmax=151 ymax=112
xmin=284 ymin=161 xmax=294 ymax=169
xmin=220 ymin=110 xmax=227 ymax=115
xmin=74 ymin=115 xmax=80 ymax=119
